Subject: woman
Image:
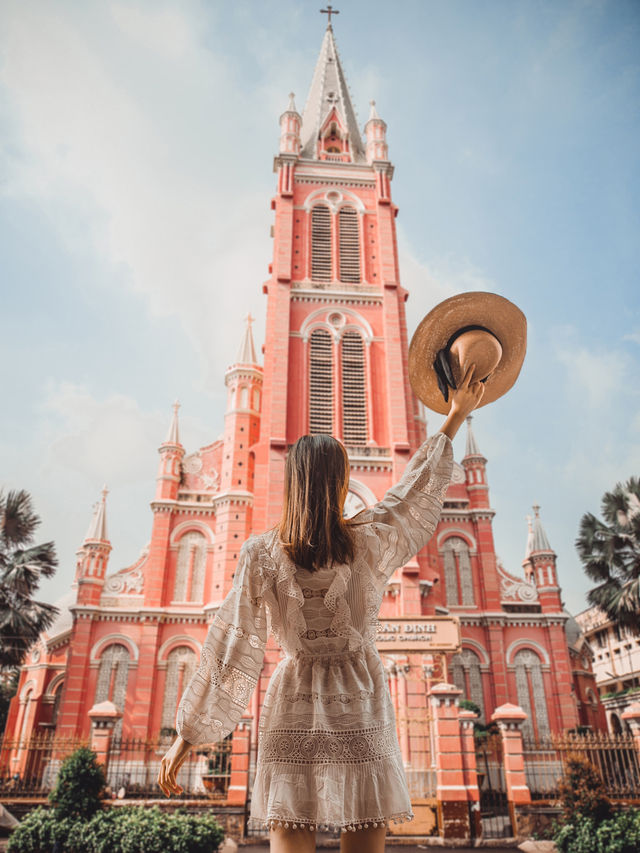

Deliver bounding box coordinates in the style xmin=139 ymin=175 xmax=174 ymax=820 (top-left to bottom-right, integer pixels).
xmin=158 ymin=364 xmax=484 ymax=852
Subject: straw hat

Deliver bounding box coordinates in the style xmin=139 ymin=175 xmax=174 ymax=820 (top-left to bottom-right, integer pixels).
xmin=408 ymin=291 xmax=527 ymax=415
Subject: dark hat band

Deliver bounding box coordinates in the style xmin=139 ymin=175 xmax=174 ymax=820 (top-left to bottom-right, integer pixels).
xmin=434 ymin=324 xmax=502 ymax=403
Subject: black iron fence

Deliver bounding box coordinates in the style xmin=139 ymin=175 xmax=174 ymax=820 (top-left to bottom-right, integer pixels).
xmin=523 ymin=731 xmax=640 ymax=801
xmin=0 ymin=731 xmax=234 ymax=801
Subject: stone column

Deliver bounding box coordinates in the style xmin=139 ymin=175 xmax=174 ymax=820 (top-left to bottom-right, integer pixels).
xmin=226 ymin=720 xmax=251 ymax=808
xmin=621 ymin=700 xmax=640 ymax=754
xmin=430 ymin=682 xmax=471 ymax=841
xmin=459 ymin=708 xmax=481 ymax=839
xmin=88 ymin=700 xmax=122 ymax=777
xmin=491 ymin=703 xmax=531 ymax=836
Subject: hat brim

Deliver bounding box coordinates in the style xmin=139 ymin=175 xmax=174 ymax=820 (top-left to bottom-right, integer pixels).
xmin=409 ymin=291 xmax=527 ymax=415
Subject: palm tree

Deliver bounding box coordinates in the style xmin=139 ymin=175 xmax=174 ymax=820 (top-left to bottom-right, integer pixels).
xmin=576 ymin=476 xmax=640 ymax=634
xmin=0 ymin=490 xmax=59 ymax=669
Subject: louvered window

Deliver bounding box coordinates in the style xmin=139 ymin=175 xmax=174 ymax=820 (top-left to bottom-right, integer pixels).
xmin=311 ymin=205 xmax=332 ymax=281
xmin=338 ymin=207 xmax=361 ymax=283
xmin=341 ymin=331 xmax=367 ymax=444
xmin=309 ymin=329 xmax=333 ymax=433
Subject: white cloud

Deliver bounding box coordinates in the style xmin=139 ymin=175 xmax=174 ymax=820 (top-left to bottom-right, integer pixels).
xmin=556 ymin=335 xmax=633 ymax=410
xmin=0 ymin=1 xmax=271 ymax=390
xmin=41 ymin=381 xmax=211 ymax=485
xmin=397 ymin=225 xmax=497 ymax=334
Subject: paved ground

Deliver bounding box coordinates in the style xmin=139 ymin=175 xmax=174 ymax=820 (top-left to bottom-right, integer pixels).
xmin=0 ymin=839 xmax=526 ymax=851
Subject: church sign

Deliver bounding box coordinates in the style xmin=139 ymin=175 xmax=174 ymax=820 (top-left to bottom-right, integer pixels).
xmin=375 ymin=617 xmax=461 ymax=652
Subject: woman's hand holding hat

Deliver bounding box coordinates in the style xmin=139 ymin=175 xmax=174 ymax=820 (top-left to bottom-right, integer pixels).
xmin=440 ymin=363 xmax=484 ymax=440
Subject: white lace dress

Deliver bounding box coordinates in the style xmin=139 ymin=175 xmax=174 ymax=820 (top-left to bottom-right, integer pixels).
xmin=176 ymin=432 xmax=453 ymax=833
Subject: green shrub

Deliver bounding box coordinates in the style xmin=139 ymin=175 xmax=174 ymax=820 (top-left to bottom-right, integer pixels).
xmin=48 ymin=747 xmax=106 ymax=820
xmin=554 ymin=808 xmax=640 ymax=853
xmin=7 ymin=805 xmax=225 ymax=853
xmin=557 ymin=754 xmax=612 ymax=824
xmin=7 ymin=808 xmax=75 ymax=853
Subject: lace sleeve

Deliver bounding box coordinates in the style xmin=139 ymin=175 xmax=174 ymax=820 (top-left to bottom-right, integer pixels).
xmin=176 ymin=536 xmax=268 ymax=746
xmin=350 ymin=432 xmax=453 ymax=587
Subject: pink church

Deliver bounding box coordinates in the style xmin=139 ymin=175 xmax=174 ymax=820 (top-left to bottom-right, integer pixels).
xmin=4 ymin=21 xmax=605 ymax=780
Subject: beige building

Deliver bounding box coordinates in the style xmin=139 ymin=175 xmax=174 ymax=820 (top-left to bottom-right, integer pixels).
xmin=575 ymin=605 xmax=640 ymax=733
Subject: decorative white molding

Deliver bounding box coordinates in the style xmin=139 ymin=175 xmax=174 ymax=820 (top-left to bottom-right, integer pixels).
xmin=169 ymin=520 xmax=215 ymax=545
xmin=505 ymin=639 xmax=550 ymax=667
xmin=90 ymin=634 xmax=140 ymax=663
xmin=43 ymin=672 xmax=65 ymax=700
xmin=157 ymin=635 xmax=202 ymax=663
xmin=436 ymin=528 xmax=477 ymax=552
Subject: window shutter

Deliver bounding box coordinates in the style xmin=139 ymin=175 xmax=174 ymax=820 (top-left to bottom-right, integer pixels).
xmin=339 ymin=207 xmax=361 ymax=283
xmin=309 ymin=329 xmax=334 ymax=433
xmin=311 ymin=205 xmax=332 ymax=281
xmin=341 ymin=331 xmax=367 ymax=444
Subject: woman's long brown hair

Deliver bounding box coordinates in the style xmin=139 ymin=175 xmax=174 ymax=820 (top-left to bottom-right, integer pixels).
xmin=278 ymin=434 xmax=355 ymax=571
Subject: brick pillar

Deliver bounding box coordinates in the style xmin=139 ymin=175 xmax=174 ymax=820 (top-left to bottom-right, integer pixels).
xmin=226 ymin=719 xmax=251 ymax=808
xmin=459 ymin=708 xmax=481 ymax=838
xmin=88 ymin=700 xmax=122 ymax=776
xmin=621 ymin=701 xmax=640 ymax=753
xmin=491 ymin=703 xmax=531 ymax=835
xmin=430 ymin=682 xmax=471 ymax=841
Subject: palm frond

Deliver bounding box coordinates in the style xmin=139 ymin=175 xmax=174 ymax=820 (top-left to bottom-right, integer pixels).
xmin=1 ymin=490 xmax=40 ymax=547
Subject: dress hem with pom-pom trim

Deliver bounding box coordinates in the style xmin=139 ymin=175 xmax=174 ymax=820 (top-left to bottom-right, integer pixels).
xmin=247 ymin=810 xmax=414 ymax=833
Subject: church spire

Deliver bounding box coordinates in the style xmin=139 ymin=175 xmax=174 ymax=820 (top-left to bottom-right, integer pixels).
xmin=165 ymin=400 xmax=181 ymax=446
xmin=464 ymin=415 xmax=483 ymax=459
xmin=84 ymin=485 xmax=109 ymax=543
xmin=235 ymin=313 xmax=258 ymax=365
xmin=524 ymin=514 xmax=535 ymax=559
xmin=300 ymin=22 xmax=364 ymax=162
xmin=531 ymin=504 xmax=553 ymax=553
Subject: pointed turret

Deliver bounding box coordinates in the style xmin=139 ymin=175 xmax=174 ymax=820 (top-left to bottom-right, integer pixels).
xmin=75 ymin=486 xmax=112 ymax=605
xmin=523 ymin=504 xmax=561 ymax=611
xmin=531 ymin=504 xmax=553 ymax=553
xmin=235 ymin=313 xmax=258 ymax=366
xmin=522 ymin=515 xmax=535 ymax=582
xmin=155 ymin=402 xmax=185 ymax=502
xmin=364 ymin=100 xmax=389 ymax=164
xmin=85 ymin=485 xmax=109 ymax=542
xmin=462 ymin=416 xmax=489 ymax=509
xmin=464 ymin=415 xmax=484 ymax=460
xmin=165 ymin=400 xmax=180 ymax=446
xmin=279 ymin=92 xmax=301 ymax=156
xmin=300 ymin=24 xmax=365 ymax=162
xmin=524 ymin=514 xmax=534 ymax=559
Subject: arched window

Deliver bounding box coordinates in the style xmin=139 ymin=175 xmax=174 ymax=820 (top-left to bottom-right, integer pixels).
xmin=338 ymin=207 xmax=361 ymax=283
xmin=51 ymin=682 xmax=64 ymax=728
xmin=174 ymin=532 xmax=207 ymax=602
xmin=341 ymin=330 xmax=367 ymax=444
xmin=240 ymin=386 xmax=249 ymax=409
xmin=513 ymin=649 xmax=550 ymax=741
xmin=94 ymin=644 xmax=130 ymax=739
xmin=309 ymin=328 xmax=334 ymax=434
xmin=450 ymin=648 xmax=486 ymax=722
xmin=610 ymin=713 xmax=622 ymax=735
xmin=18 ymin=688 xmax=34 ymax=744
xmin=311 ymin=205 xmax=332 ymax=281
xmin=161 ymin=647 xmax=197 ymax=731
xmin=442 ymin=537 xmax=474 ymax=606
xmin=253 ymin=388 xmax=261 ymax=410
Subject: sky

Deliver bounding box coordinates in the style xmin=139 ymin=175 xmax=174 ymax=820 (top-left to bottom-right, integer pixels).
xmin=0 ymin=0 xmax=639 ymax=618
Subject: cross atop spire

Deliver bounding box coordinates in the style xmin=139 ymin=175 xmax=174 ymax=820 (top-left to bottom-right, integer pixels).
xmin=320 ymin=5 xmax=339 ymax=27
